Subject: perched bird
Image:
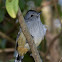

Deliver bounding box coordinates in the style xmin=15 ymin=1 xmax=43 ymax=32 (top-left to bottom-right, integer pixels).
xmin=14 ymin=10 xmax=47 ymax=62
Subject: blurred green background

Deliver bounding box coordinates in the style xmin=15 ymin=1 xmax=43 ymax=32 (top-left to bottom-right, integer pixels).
xmin=0 ymin=0 xmax=62 ymax=62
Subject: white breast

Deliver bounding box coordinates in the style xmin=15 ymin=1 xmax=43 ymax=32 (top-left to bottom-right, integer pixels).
xmin=25 ymin=18 xmax=47 ymax=48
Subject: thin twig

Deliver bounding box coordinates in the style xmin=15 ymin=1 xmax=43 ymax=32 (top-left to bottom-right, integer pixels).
xmin=44 ymin=0 xmax=62 ymax=60
xmin=0 ymin=48 xmax=14 ymax=53
xmin=44 ymin=31 xmax=62 ymax=59
xmin=18 ymin=8 xmax=42 ymax=62
xmin=0 ymin=31 xmax=15 ymax=45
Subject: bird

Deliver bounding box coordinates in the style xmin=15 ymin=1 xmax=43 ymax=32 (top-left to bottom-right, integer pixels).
xmin=14 ymin=10 xmax=47 ymax=62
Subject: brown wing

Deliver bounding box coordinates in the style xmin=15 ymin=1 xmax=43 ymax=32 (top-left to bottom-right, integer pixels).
xmin=16 ymin=32 xmax=28 ymax=56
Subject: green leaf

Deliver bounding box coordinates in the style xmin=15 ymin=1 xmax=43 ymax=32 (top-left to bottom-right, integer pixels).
xmin=6 ymin=0 xmax=19 ymax=18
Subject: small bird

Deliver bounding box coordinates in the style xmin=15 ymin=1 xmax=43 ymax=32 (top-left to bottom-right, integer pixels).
xmin=14 ymin=10 xmax=47 ymax=62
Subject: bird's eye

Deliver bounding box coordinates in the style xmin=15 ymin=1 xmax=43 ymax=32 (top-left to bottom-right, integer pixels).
xmin=31 ymin=15 xmax=33 ymax=17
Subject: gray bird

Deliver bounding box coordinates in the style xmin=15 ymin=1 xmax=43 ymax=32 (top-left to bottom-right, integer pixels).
xmin=14 ymin=10 xmax=47 ymax=62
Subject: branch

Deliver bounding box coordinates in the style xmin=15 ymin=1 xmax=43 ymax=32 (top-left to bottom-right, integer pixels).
xmin=44 ymin=0 xmax=62 ymax=60
xmin=44 ymin=31 xmax=62 ymax=59
xmin=0 ymin=48 xmax=14 ymax=53
xmin=0 ymin=31 xmax=15 ymax=45
xmin=17 ymin=8 xmax=42 ymax=62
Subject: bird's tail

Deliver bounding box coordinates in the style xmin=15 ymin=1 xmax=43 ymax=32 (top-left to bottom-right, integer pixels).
xmin=14 ymin=50 xmax=24 ymax=62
